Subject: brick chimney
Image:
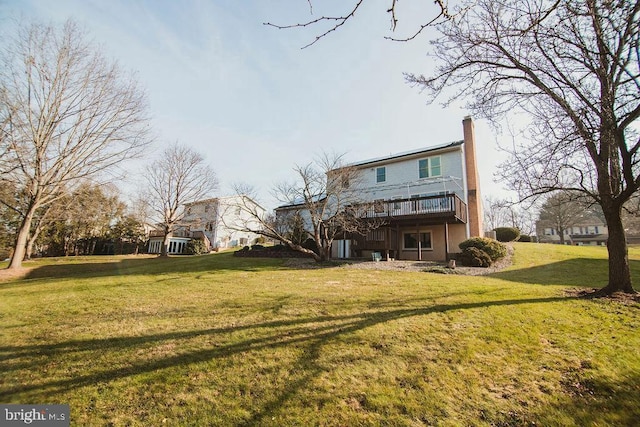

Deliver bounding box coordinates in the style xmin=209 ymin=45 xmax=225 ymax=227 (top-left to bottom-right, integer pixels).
xmin=463 ymin=116 xmax=483 ymax=237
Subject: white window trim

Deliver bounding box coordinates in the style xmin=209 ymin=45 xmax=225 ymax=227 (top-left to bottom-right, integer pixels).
xmin=418 ymin=156 xmax=442 ymax=179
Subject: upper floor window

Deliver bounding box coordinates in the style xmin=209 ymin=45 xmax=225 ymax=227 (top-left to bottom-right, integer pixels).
xmin=376 ymin=167 xmax=386 ymax=183
xmin=418 ymin=156 xmax=442 ymax=178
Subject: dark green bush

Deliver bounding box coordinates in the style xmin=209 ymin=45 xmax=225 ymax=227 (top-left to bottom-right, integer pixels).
xmin=185 ymin=239 xmax=209 ymax=255
xmin=459 ymin=237 xmax=507 ymax=261
xmin=458 ymin=247 xmax=492 ymax=267
xmin=251 ymin=244 xmax=265 ymax=251
xmin=518 ymin=235 xmax=532 ymax=242
xmin=494 ymin=227 xmax=520 ymax=242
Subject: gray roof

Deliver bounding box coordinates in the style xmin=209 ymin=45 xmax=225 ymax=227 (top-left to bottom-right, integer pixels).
xmin=346 ymin=140 xmax=464 ymax=168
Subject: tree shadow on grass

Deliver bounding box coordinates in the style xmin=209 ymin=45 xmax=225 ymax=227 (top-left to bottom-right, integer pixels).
xmin=0 ymin=296 xmax=571 ymax=416
xmin=488 ymin=258 xmax=640 ymax=288
xmin=0 ymin=253 xmax=288 ymax=286
xmin=4 ymin=293 xmax=635 ymax=425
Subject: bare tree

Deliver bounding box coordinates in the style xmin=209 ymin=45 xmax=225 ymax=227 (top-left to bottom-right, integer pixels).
xmin=483 ymin=196 xmax=512 ymax=233
xmin=270 ymin=1 xmax=639 ymax=293
xmin=144 ymin=144 xmax=218 ymax=257
xmin=484 ymin=196 xmax=537 ymax=236
xmin=537 ymin=192 xmax=595 ymax=245
xmin=401 ymin=0 xmax=640 ymax=294
xmin=233 ymin=153 xmax=384 ymax=262
xmin=0 ymin=20 xmax=150 ymax=269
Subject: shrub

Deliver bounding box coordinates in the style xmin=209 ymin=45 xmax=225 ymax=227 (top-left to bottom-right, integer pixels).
xmin=459 ymin=237 xmax=507 ymax=261
xmin=518 ymin=235 xmax=532 ymax=242
xmin=458 ymin=247 xmax=492 ymax=267
xmin=494 ymin=227 xmax=520 ymax=242
xmin=251 ymin=244 xmax=265 ymax=251
xmin=254 ymin=236 xmax=266 ymax=245
xmin=185 ymin=239 xmax=208 ymax=255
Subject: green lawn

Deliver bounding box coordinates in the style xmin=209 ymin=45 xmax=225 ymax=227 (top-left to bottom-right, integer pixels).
xmin=1 ymin=243 xmax=639 ymax=426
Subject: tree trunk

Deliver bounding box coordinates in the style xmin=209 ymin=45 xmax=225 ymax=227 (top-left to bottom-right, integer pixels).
xmin=161 ymin=232 xmax=170 ymax=257
xmin=8 ymin=208 xmax=35 ymax=269
xmin=25 ymin=236 xmax=35 ymax=261
xmin=599 ymin=206 xmax=634 ymax=294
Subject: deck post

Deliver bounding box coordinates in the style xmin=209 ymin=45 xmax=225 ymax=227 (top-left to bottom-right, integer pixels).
xmin=385 ymin=227 xmax=391 ymax=261
xmin=396 ymin=223 xmax=401 ymax=260
xmin=444 ymin=222 xmax=450 ymax=261
xmin=417 ymin=224 xmax=422 ymax=261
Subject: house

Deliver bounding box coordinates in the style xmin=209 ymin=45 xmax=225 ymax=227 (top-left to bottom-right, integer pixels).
xmin=277 ymin=116 xmax=483 ymax=261
xmin=537 ymin=219 xmax=608 ymax=246
xmin=147 ymin=195 xmax=265 ymax=254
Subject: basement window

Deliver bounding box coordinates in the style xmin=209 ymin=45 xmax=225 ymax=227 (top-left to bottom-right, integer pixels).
xmin=403 ymin=231 xmax=433 ymax=250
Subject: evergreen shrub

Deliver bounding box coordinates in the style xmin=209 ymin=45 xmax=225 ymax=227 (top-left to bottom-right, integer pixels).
xmin=459 ymin=237 xmax=507 ymax=261
xmin=494 ymin=227 xmax=520 ymax=242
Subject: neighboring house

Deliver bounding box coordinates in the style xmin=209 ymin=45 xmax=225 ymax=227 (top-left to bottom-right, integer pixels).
xmin=537 ymin=219 xmax=608 ymax=246
xmin=277 ymin=116 xmax=483 ymax=261
xmin=147 ymin=229 xmax=194 ymax=255
xmin=147 ymin=195 xmax=265 ymax=254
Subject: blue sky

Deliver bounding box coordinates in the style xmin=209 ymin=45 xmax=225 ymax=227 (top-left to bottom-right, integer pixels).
xmin=1 ymin=0 xmax=508 ymax=209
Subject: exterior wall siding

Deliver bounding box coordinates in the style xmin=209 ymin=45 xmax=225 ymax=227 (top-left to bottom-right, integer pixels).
xmin=397 ymin=223 xmax=466 ymax=261
xmin=275 ymin=118 xmax=481 ymax=262
xmin=352 ymin=148 xmax=466 ymax=203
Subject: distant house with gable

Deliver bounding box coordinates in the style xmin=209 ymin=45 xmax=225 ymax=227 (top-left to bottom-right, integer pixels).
xmin=147 ymin=195 xmax=264 ymax=254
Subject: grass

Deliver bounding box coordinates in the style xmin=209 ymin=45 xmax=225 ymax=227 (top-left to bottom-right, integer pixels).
xmin=1 ymin=243 xmax=639 ymax=426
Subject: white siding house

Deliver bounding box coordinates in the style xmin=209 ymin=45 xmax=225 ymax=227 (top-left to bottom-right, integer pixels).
xmin=147 ymin=195 xmax=265 ymax=254
xmin=181 ymin=195 xmax=265 ymax=249
xmin=276 ymin=116 xmax=483 ymax=261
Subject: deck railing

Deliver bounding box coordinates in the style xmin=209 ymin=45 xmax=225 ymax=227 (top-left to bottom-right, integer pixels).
xmin=361 ymin=194 xmax=467 ymax=223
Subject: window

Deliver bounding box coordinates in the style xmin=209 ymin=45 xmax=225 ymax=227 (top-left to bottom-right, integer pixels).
xmin=376 ymin=167 xmax=386 ymax=183
xmin=403 ymin=231 xmax=432 ymax=250
xmin=418 ymin=156 xmax=442 ymax=178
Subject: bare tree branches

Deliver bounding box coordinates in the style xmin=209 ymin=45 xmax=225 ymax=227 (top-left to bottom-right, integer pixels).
xmin=233 ymin=152 xmax=384 ymax=262
xmin=264 ymin=0 xmax=451 ymax=48
xmin=264 ymin=1 xmax=366 ymax=49
xmin=405 ymin=0 xmax=639 ymax=292
xmin=144 ymin=144 xmax=218 ymax=256
xmin=0 ymin=20 xmax=151 ymax=269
